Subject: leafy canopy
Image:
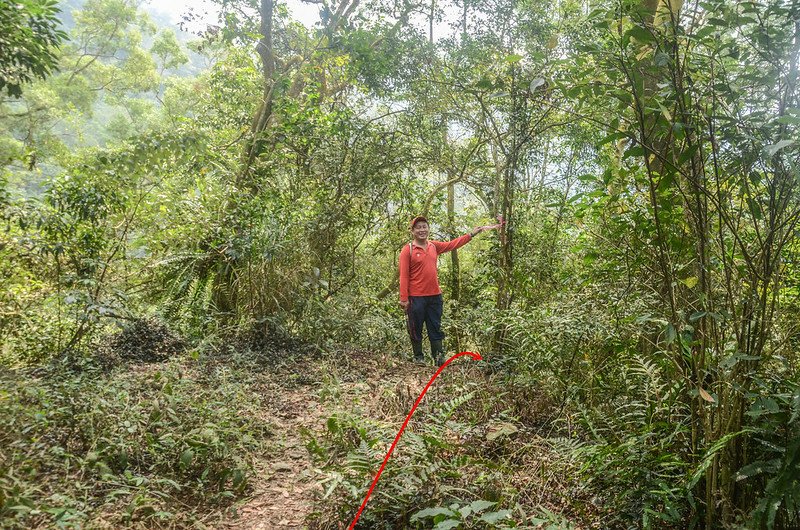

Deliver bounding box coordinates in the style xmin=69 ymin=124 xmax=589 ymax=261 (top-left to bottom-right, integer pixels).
xmin=0 ymin=0 xmax=67 ymax=97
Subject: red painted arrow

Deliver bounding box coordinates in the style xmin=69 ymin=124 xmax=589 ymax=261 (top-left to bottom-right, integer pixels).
xmin=348 ymin=351 xmax=483 ymax=529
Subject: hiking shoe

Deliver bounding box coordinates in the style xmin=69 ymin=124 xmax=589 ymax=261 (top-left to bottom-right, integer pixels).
xmin=411 ymin=340 xmax=425 ymax=365
xmin=431 ymin=339 xmax=445 ymax=367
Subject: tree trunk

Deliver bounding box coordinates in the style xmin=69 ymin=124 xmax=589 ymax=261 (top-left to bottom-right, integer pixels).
xmin=492 ymin=63 xmax=520 ymax=355
xmin=239 ymin=0 xmax=276 ymax=187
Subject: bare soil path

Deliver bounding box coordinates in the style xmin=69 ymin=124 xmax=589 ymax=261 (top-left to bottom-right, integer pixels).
xmin=216 ymin=352 xmax=431 ymax=529
xmin=229 ymin=388 xmax=324 ymax=529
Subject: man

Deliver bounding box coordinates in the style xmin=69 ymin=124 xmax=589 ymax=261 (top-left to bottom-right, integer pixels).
xmin=399 ymin=215 xmax=500 ymax=366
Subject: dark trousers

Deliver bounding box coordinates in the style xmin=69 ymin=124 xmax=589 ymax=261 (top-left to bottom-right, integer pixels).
xmin=406 ymin=294 xmax=444 ymax=343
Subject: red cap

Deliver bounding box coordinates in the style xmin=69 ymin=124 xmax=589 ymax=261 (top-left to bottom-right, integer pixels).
xmin=409 ymin=215 xmax=428 ymax=229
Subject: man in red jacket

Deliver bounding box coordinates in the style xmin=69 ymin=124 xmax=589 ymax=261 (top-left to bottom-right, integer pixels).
xmin=399 ymin=215 xmax=500 ymax=366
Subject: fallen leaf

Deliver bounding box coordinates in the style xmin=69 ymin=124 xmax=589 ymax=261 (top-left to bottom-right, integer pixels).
xmin=486 ymin=421 xmax=519 ymax=441
xmin=699 ymin=387 xmax=715 ymax=403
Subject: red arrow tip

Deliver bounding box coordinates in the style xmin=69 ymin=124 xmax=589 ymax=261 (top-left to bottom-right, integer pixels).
xmin=348 ymin=349 xmax=485 ymax=529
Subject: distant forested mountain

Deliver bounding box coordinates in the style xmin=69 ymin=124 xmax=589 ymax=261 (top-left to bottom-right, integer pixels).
xmin=1 ymin=0 xmax=214 ymax=196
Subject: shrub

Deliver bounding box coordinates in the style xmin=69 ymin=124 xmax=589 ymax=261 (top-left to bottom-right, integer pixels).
xmin=0 ymin=359 xmax=269 ymax=528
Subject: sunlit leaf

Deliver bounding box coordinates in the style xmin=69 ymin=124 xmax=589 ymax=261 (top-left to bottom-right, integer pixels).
xmin=764 ymin=139 xmax=794 ymax=157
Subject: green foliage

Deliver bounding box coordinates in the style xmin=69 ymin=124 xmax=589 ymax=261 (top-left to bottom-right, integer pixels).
xmin=741 ymin=380 xmax=800 ymax=529
xmin=305 ymin=369 xmax=553 ymax=529
xmin=492 ymin=285 xmax=693 ymax=527
xmin=0 ymin=0 xmax=184 ymax=170
xmin=0 ymin=0 xmax=66 ymax=97
xmin=337 ymin=26 xmax=432 ymax=96
xmin=574 ymin=402 xmax=690 ymax=528
xmin=150 ymin=30 xmax=188 ymax=73
xmin=309 ymin=408 xmax=451 ymax=527
xmin=0 ymin=358 xmax=268 ymax=528
xmin=562 ymin=0 xmax=800 ymax=526
xmin=2 ymin=0 xmax=799 ymax=527
xmin=410 ymin=499 xmax=514 ymax=529
xmin=0 ymin=130 xmax=208 ymax=361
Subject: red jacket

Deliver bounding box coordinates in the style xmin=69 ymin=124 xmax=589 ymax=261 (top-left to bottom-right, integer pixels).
xmin=399 ymin=234 xmax=473 ymax=302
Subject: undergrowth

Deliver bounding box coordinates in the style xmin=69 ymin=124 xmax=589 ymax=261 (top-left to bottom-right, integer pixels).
xmin=304 ymin=364 xmax=587 ymax=529
xmin=0 ymin=355 xmax=270 ymax=529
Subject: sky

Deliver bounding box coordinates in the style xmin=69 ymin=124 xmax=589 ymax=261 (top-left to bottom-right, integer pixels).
xmin=143 ymin=0 xmax=459 ymax=41
xmin=144 ymin=0 xmax=322 ymax=32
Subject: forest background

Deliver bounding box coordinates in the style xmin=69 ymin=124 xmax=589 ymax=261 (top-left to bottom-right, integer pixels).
xmin=1 ymin=0 xmax=799 ymax=528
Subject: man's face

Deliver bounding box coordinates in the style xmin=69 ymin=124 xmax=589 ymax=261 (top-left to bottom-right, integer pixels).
xmin=412 ymin=221 xmax=429 ymax=240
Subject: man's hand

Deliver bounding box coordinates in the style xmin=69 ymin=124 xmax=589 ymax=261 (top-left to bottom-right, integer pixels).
xmin=399 ymin=300 xmax=409 ymax=311
xmin=472 ymin=223 xmax=502 ymax=235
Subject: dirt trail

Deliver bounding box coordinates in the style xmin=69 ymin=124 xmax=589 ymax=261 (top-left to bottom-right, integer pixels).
xmin=218 ymin=354 xmax=433 ymax=530
xmin=218 ymin=353 xmax=436 ymax=529
xmin=211 ymin=350 xmax=581 ymax=529
xmin=224 ymin=385 xmax=326 ymax=530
